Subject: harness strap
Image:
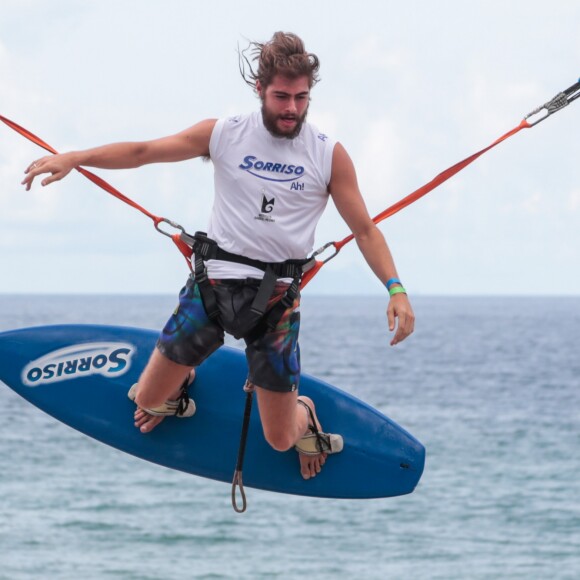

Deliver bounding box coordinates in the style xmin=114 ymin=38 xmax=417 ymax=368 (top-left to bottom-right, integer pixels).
xmin=193 ymin=253 xmax=221 ymax=322
xmin=187 ymin=232 xmax=305 ymax=339
xmin=181 ymin=231 xmax=309 ymax=279
xmin=250 ymin=267 xmax=278 ymax=317
xmin=243 ymin=270 xmax=301 ymax=344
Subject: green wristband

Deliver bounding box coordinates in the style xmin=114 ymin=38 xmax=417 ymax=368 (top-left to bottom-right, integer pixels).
xmin=389 ymin=286 xmax=407 ymax=297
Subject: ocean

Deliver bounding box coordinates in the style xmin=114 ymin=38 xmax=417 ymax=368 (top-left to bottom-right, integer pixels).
xmin=0 ymin=294 xmax=578 ymax=579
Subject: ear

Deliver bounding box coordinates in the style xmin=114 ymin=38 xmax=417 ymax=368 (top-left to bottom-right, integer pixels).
xmin=256 ymin=80 xmax=263 ymax=97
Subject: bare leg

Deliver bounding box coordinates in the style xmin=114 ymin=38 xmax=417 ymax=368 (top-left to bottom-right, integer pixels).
xmin=254 ymin=387 xmax=327 ymax=479
xmin=133 ymin=348 xmax=194 ymax=434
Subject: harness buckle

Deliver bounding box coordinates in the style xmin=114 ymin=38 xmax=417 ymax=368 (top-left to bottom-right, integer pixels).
xmin=192 ymin=231 xmax=219 ymax=260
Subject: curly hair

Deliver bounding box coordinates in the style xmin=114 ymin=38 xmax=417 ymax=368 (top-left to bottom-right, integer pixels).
xmin=239 ymin=32 xmax=320 ymax=93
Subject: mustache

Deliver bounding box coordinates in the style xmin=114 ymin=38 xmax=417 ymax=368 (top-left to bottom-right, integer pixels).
xmin=261 ymin=102 xmax=309 ymax=139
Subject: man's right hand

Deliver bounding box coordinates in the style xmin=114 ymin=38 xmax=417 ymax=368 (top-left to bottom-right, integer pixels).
xmin=22 ymin=153 xmax=77 ymax=191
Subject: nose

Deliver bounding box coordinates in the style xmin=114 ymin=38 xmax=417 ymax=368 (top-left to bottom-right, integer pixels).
xmin=285 ymin=98 xmax=298 ymax=114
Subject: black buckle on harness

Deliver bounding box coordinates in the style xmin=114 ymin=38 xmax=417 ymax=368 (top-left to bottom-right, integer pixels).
xmin=190 ymin=231 xmax=219 ymax=261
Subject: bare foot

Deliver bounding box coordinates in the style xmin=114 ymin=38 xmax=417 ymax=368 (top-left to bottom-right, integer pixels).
xmin=134 ymin=408 xmax=166 ymax=433
xmin=297 ymin=396 xmax=327 ymax=480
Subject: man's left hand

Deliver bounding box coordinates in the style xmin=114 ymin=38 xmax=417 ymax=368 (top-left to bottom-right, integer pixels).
xmin=387 ymin=294 xmax=415 ymax=346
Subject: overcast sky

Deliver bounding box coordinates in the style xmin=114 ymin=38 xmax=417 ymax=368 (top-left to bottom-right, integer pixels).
xmin=1 ymin=0 xmax=579 ymax=295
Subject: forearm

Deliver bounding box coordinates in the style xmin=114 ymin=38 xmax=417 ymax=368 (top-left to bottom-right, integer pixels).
xmin=23 ymin=119 xmax=217 ymax=190
xmin=22 ymin=142 xmax=151 ymax=190
xmin=66 ymin=142 xmax=150 ymax=170
xmin=62 ymin=119 xmax=217 ymax=169
xmin=355 ymin=225 xmax=401 ymax=286
xmin=329 ymin=142 xmax=414 ymax=343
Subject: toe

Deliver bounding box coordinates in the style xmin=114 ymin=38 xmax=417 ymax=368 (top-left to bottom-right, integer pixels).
xmin=299 ymin=455 xmax=312 ymax=479
xmin=133 ymin=407 xmax=164 ymax=433
xmin=299 ymin=454 xmax=325 ymax=479
xmin=140 ymin=415 xmax=162 ymax=433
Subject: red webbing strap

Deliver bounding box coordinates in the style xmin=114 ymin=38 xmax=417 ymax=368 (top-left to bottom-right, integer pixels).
xmin=3 ymin=79 xmax=574 ymax=291
xmin=338 ymin=119 xmax=531 ymax=250
xmin=300 ymin=260 xmax=325 ymax=288
xmin=299 ymin=119 xmax=531 ymax=290
xmin=172 ymin=233 xmax=194 ymax=261
xmin=0 ymin=114 xmax=192 ymax=266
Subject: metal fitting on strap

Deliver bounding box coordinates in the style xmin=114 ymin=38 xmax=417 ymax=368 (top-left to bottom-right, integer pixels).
xmin=525 ymin=80 xmax=580 ymax=126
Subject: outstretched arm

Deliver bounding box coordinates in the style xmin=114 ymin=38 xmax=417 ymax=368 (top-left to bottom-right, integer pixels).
xmin=328 ymin=142 xmax=415 ymax=345
xmin=22 ymin=118 xmax=217 ymax=190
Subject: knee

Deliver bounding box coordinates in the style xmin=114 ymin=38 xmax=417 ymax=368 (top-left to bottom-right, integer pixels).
xmin=264 ymin=429 xmax=296 ymax=453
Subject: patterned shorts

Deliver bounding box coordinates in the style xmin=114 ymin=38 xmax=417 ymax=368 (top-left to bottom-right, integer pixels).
xmin=156 ymin=276 xmax=301 ymax=392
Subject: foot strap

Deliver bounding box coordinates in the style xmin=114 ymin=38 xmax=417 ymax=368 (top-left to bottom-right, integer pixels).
xmin=295 ymin=400 xmax=344 ymax=456
xmin=128 ymin=375 xmax=195 ymax=418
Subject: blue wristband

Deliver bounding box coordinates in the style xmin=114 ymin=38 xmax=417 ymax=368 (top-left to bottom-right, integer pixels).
xmin=385 ymin=278 xmax=401 ymax=291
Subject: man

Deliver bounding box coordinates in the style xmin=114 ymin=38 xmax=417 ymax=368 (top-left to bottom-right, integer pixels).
xmin=22 ymin=32 xmax=415 ymax=481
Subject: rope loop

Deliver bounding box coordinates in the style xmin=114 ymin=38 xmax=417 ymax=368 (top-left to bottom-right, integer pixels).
xmin=231 ymin=470 xmax=248 ymax=513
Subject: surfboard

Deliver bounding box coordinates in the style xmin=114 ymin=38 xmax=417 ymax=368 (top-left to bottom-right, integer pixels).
xmin=0 ymin=324 xmax=425 ymax=499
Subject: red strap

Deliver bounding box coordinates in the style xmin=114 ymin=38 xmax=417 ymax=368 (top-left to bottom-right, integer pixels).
xmin=299 ymin=119 xmax=531 ymax=289
xmin=0 ymin=114 xmax=160 ymax=222
xmin=0 ymin=114 xmax=536 ymax=289
xmin=300 ymin=260 xmax=325 ymax=289
xmin=337 ymin=119 xmax=530 ymax=251
xmin=0 ymin=114 xmax=191 ymax=265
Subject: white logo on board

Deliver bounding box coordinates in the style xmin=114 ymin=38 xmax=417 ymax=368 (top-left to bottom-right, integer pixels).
xmin=21 ymin=342 xmax=136 ymax=387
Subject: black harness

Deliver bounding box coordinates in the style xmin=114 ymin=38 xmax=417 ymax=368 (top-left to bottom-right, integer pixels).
xmin=181 ymin=232 xmax=312 ymax=342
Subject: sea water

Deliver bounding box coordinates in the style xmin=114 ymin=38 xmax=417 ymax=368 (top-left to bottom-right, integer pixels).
xmin=0 ymin=294 xmax=578 ymax=580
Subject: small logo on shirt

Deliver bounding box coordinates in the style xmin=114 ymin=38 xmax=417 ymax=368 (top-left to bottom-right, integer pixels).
xmin=239 ymin=155 xmax=305 ymax=182
xmin=261 ymin=195 xmax=275 ymax=213
xmin=255 ymin=191 xmax=276 ymax=223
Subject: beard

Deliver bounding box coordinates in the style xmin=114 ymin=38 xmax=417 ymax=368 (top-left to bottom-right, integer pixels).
xmin=261 ymin=101 xmax=309 ymax=139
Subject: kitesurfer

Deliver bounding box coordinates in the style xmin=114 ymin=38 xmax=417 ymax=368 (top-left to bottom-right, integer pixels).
xmin=22 ymin=32 xmax=414 ymax=480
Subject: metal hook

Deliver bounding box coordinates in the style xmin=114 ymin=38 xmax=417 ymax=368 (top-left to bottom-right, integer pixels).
xmin=154 ymin=217 xmax=186 ymax=238
xmin=309 ymin=241 xmax=340 ymax=264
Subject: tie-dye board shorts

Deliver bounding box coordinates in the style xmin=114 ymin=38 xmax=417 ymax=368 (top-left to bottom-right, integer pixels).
xmin=156 ymin=276 xmax=301 ymax=392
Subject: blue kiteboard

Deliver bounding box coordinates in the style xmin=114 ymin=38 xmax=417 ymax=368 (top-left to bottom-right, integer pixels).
xmin=0 ymin=324 xmax=424 ymax=499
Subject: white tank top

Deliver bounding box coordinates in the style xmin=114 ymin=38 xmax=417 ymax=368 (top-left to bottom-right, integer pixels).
xmin=206 ymin=111 xmax=336 ymax=279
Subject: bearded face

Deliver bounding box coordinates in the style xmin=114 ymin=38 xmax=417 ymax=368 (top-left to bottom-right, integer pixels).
xmin=258 ymin=75 xmax=310 ymax=139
